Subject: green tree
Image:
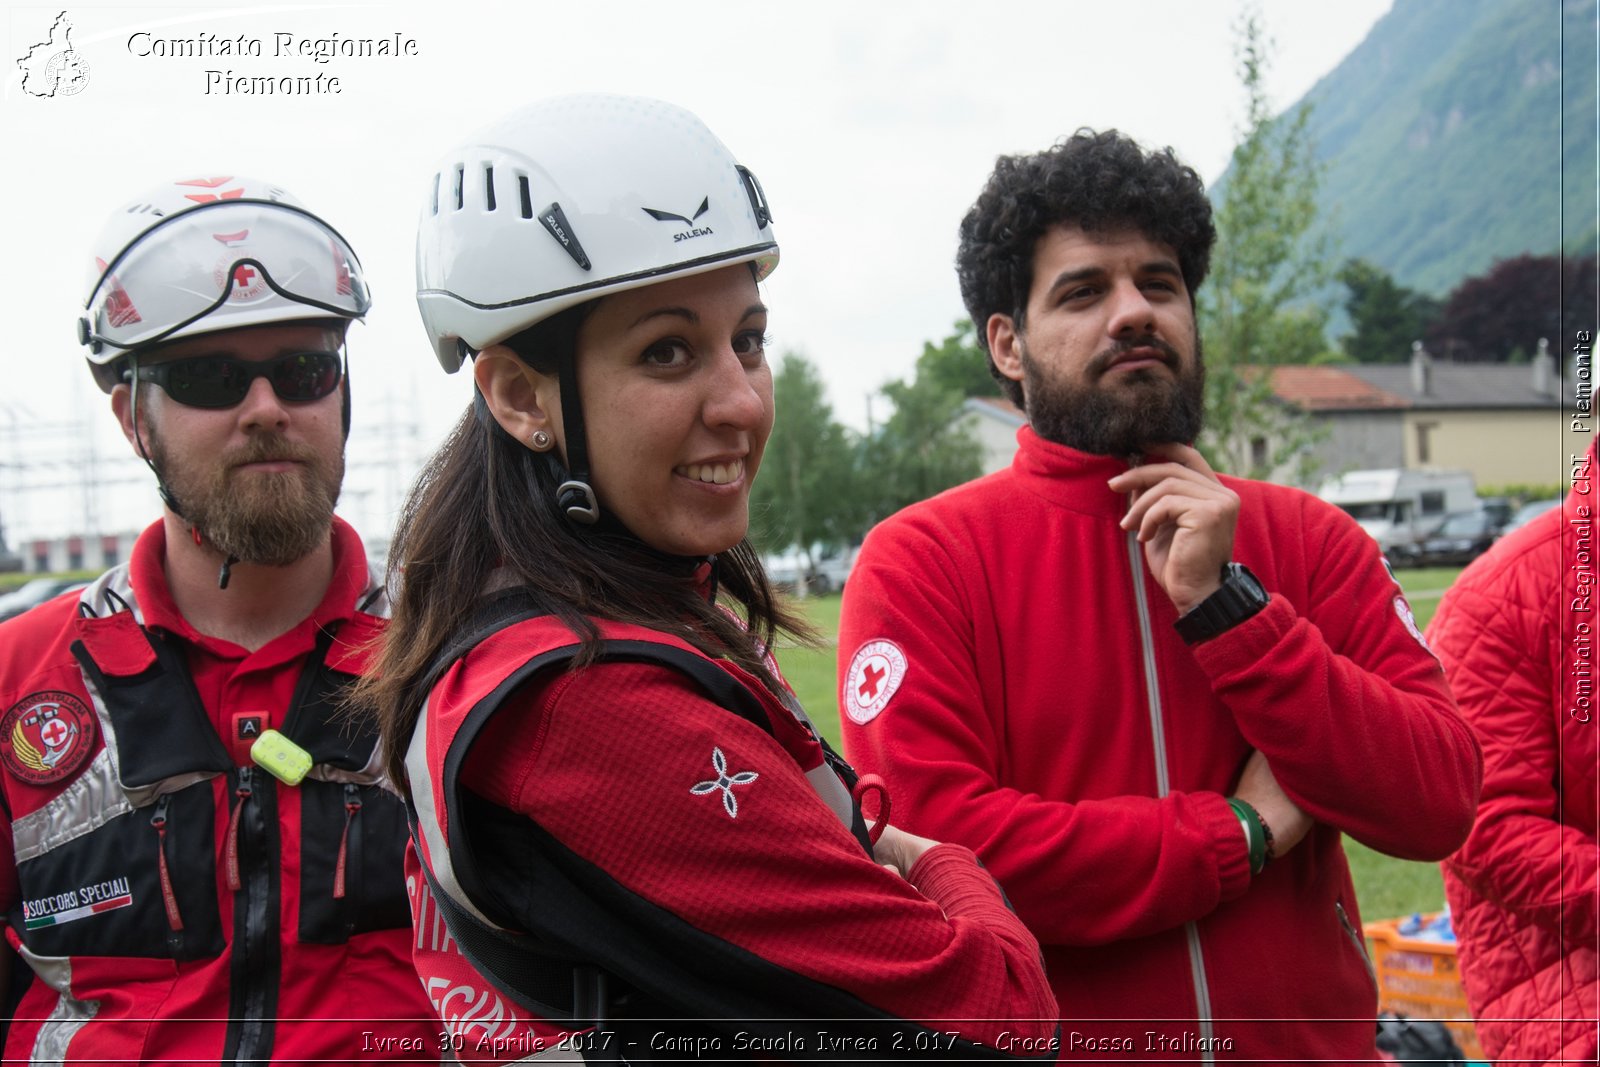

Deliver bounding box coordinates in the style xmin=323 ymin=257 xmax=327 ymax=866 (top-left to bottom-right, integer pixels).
xmin=862 ymin=374 xmax=983 ymax=522
xmin=914 ymin=320 xmax=1000 ymax=399
xmin=1338 ymin=259 xmax=1441 ymax=363
xmin=749 ymin=352 xmax=861 ymax=567
xmin=1198 ymin=9 xmax=1334 ymax=484
xmin=1425 ymin=252 xmax=1597 ymax=362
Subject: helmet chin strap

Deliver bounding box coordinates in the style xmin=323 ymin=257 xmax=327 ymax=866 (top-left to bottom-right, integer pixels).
xmin=127 ymin=360 xmax=181 ymax=516
xmin=128 ymin=358 xmax=239 ymax=590
xmin=554 ymin=347 xmax=600 ymax=525
xmin=540 ymin=355 xmax=726 ymax=597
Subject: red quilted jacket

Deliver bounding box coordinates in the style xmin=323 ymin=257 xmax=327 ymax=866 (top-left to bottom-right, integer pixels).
xmin=1428 ymin=443 xmax=1599 ymax=1063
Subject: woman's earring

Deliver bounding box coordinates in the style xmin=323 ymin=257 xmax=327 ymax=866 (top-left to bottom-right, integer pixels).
xmin=530 ymin=429 xmax=553 ymax=452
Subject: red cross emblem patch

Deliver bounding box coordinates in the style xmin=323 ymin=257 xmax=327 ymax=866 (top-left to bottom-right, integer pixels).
xmin=1393 ymin=595 xmax=1434 ymax=657
xmin=1 ymin=691 xmax=96 ymax=786
xmin=843 ymin=639 xmax=907 ymax=726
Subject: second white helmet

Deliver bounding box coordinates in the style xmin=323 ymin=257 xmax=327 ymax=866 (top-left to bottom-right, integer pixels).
xmin=416 ymin=93 xmax=778 ymax=372
xmin=80 ymin=176 xmax=369 ymax=391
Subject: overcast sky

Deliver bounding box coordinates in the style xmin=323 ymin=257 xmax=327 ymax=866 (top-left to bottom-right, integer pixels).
xmin=1 ymin=0 xmax=1398 ymax=546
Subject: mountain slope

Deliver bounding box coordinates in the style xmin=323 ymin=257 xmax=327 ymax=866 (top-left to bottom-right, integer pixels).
xmin=1288 ymin=0 xmax=1597 ymax=295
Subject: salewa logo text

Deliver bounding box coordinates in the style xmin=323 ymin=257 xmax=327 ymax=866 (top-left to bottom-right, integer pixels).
xmin=543 ymin=211 xmax=574 ymax=247
xmin=643 ymin=197 xmax=714 ymax=244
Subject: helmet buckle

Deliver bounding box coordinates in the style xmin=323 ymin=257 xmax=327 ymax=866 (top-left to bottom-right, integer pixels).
xmin=556 ymin=480 xmax=600 ymax=525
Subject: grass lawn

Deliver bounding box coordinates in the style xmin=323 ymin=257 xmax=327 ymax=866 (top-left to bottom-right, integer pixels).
xmin=776 ymin=564 xmax=1465 ymax=924
xmin=0 ymin=571 xmax=99 ymax=595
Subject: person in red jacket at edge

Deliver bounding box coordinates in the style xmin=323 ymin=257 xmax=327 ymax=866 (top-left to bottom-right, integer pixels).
xmin=837 ymin=128 xmax=1484 ymax=1064
xmin=1428 ymin=437 xmax=1599 ymax=1064
xmin=0 ymin=177 xmax=436 ymax=1062
xmin=351 ymin=93 xmax=1058 ymax=1066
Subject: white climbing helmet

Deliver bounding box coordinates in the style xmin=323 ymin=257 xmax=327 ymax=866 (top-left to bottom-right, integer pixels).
xmin=415 ymin=93 xmax=778 ymax=372
xmin=80 ymin=175 xmax=370 ymax=392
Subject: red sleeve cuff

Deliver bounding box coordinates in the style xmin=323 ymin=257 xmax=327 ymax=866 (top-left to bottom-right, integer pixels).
xmin=906 ymin=843 xmax=1013 ymax=919
xmin=1190 ymin=594 xmax=1295 ymax=676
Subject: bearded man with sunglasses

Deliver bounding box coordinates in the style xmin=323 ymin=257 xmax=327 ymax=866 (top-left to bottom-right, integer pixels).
xmin=0 ymin=177 xmax=435 ymax=1063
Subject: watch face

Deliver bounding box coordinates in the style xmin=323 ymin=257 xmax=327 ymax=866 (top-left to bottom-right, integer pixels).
xmin=1229 ymin=564 xmax=1269 ymax=605
xmin=1176 ymin=564 xmax=1268 ymax=645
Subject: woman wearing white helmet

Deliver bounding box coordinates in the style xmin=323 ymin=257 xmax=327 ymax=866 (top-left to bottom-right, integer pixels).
xmin=358 ymin=95 xmax=1057 ymax=1062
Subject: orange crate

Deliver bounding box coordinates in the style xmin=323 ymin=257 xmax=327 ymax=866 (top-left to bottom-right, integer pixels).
xmin=1364 ymin=913 xmax=1484 ymax=1061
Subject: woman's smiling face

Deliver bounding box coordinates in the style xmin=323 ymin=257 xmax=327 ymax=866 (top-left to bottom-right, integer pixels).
xmin=567 ymin=264 xmax=772 ymax=557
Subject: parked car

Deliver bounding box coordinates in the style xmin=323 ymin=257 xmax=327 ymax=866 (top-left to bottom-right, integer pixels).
xmin=759 ymin=542 xmax=857 ymax=595
xmin=1501 ymin=497 xmax=1562 ymax=535
xmin=1318 ymin=468 xmax=1477 ymax=561
xmin=806 ymin=544 xmax=856 ymax=595
xmin=0 ymin=577 xmax=89 ymax=622
xmin=1413 ymin=509 xmax=1500 ymax=567
xmin=1477 ymin=496 xmax=1514 ymax=533
xmin=761 ymin=547 xmax=808 ymax=591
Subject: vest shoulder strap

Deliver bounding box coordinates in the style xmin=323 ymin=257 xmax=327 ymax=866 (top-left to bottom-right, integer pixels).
xmin=422 ymin=588 xmax=779 ymax=742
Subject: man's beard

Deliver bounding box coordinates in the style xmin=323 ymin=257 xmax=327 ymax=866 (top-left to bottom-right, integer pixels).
xmin=149 ymin=426 xmax=343 ymax=566
xmin=1023 ymin=332 xmax=1206 ymax=457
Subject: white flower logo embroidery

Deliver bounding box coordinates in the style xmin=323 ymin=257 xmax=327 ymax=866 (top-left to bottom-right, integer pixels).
xmin=690 ymin=747 xmax=759 ymax=819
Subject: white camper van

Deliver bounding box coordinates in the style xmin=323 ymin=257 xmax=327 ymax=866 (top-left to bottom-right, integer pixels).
xmin=1316 ymin=468 xmax=1478 ymax=561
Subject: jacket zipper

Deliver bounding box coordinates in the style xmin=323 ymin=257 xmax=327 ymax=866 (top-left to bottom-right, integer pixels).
xmin=1336 ymin=901 xmax=1379 ymax=998
xmin=1127 ymin=528 xmax=1216 ymax=1062
xmin=226 ymin=764 xmax=278 ymax=1064
xmin=225 ymin=767 xmax=253 ymax=891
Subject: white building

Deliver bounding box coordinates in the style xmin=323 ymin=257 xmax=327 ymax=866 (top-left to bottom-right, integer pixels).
xmin=21 ymin=531 xmax=141 ymax=574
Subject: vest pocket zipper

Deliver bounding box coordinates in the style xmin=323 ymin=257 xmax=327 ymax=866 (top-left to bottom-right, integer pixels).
xmin=151 ymin=793 xmax=185 ymax=936
xmin=334 ymin=782 xmax=361 ymax=900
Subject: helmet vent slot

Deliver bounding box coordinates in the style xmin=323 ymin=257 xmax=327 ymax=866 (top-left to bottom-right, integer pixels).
xmin=431 ymin=173 xmax=440 ymax=216
xmin=518 ymin=176 xmax=534 ymax=220
xmin=484 ymin=166 xmax=497 ymax=212
xmin=453 ymin=166 xmax=465 ymax=211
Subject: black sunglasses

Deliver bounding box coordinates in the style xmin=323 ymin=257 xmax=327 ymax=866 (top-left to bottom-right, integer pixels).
xmin=131 ymin=351 xmax=343 ymax=409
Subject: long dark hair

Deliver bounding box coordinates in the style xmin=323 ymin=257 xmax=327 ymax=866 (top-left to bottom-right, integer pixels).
xmin=351 ymin=302 xmax=813 ymax=790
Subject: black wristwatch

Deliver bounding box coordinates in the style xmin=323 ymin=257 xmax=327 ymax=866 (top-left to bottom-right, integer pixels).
xmin=1174 ymin=562 xmax=1270 ymax=645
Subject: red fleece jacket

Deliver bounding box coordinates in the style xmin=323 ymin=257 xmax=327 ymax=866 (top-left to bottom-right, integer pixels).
xmin=840 ymin=428 xmax=1482 ymax=1063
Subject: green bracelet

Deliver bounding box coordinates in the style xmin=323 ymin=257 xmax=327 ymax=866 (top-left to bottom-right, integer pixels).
xmin=1227 ymin=798 xmax=1268 ymax=876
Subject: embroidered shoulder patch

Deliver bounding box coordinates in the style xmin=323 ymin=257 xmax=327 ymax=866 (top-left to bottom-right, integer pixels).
xmin=843 ymin=639 xmax=907 ymax=725
xmin=1393 ymin=595 xmax=1434 ymax=656
xmin=1 ymin=691 xmax=96 ymax=785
